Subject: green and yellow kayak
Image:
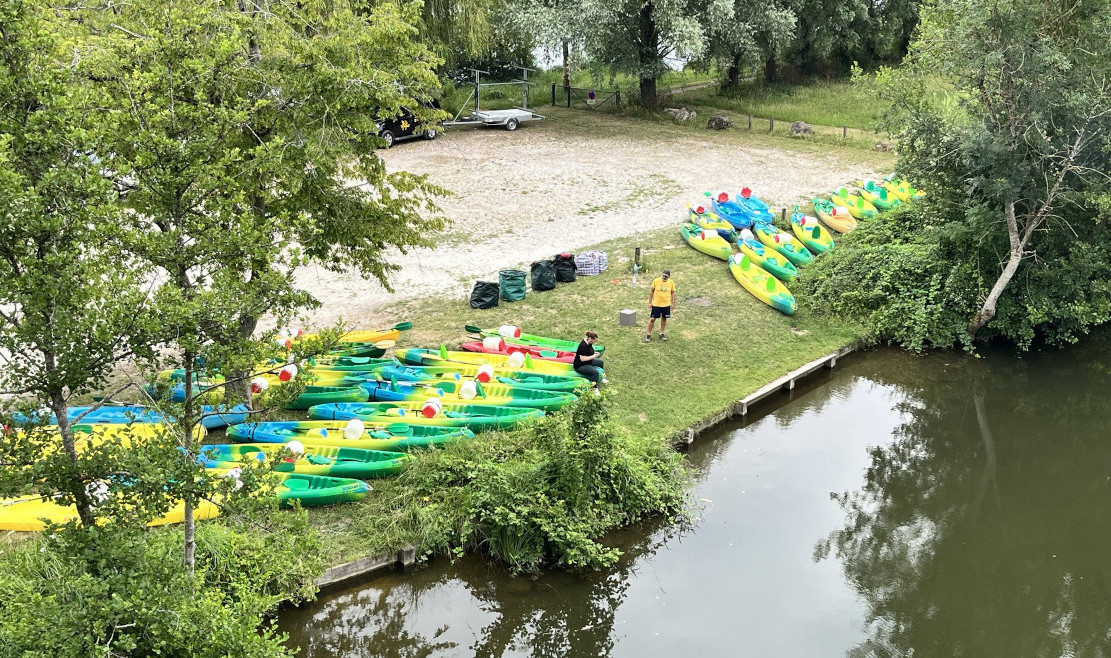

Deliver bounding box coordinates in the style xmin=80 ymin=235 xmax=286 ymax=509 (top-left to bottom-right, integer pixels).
xmin=728 ymin=253 xmax=797 ymax=315
xmin=356 ymin=379 xmax=577 ymax=411
xmin=200 ymin=443 xmax=413 ymax=479
xmin=307 ymin=402 xmax=545 ymax=430
xmin=753 ymin=222 xmax=813 ymax=267
xmin=283 ymin=385 xmax=367 ymax=410
xmin=883 ymin=175 xmax=925 ymax=202
xmin=687 ymin=203 xmax=737 ymax=241
xmin=831 ymin=186 xmax=877 ymax=219
xmin=464 ymin=324 xmax=603 ymax=354
xmin=0 ymin=494 xmax=221 ymax=532
xmin=858 ymin=180 xmax=902 ymax=211
xmin=681 ymin=222 xmax=733 ymax=261
xmin=227 ymin=421 xmax=474 ymax=451
xmin=366 ymin=362 xmax=590 ymax=393
xmin=736 ymin=229 xmax=798 ymax=281
xmin=790 ymin=210 xmax=834 ymax=254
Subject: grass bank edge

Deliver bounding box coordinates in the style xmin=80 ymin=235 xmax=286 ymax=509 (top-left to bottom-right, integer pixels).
xmin=306 ymin=224 xmax=868 ymax=566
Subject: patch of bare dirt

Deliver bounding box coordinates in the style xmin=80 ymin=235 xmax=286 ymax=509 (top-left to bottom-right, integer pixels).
xmin=292 ymin=123 xmax=884 ymax=329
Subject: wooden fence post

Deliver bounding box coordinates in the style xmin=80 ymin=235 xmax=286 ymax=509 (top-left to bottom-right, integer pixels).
xmin=748 ymin=114 xmax=752 ymax=130
xmin=769 ymin=116 xmax=774 ymax=133
xmin=843 ymin=125 xmax=847 ymax=139
xmin=551 ymin=83 xmax=556 ymax=107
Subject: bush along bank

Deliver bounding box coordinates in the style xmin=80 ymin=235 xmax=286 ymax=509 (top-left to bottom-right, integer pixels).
xmin=339 ymin=392 xmax=691 ymax=573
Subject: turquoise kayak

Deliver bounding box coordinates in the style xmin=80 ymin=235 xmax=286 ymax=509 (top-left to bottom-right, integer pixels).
xmin=227 ymin=421 xmax=474 ymax=451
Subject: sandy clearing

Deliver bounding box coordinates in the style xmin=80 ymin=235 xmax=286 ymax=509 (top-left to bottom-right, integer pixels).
xmin=291 ymin=119 xmax=887 ymax=330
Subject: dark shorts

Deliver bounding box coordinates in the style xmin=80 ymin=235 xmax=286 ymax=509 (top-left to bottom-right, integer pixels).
xmin=650 ymin=305 xmax=671 ymax=319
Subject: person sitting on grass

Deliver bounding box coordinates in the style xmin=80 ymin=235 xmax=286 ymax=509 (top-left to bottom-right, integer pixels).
xmin=574 ymin=331 xmax=607 ymax=392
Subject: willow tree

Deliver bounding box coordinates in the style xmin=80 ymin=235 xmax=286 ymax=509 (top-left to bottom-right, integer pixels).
xmin=515 ymin=0 xmax=730 ymax=107
xmin=80 ymin=0 xmax=445 ymax=566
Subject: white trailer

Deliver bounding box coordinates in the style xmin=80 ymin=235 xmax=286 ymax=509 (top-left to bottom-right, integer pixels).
xmin=443 ymin=67 xmax=546 ymax=131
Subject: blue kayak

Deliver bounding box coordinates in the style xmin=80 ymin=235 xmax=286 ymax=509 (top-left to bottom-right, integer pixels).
xmin=733 ymin=188 xmax=777 ymax=224
xmin=12 ymin=404 xmax=249 ymax=430
xmin=707 ymin=191 xmax=755 ymax=230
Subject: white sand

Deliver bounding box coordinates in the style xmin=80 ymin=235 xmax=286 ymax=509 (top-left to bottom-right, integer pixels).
xmin=291 ymin=123 xmax=886 ymax=330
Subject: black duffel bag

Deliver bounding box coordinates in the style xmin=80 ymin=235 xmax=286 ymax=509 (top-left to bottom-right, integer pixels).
xmin=500 ymin=269 xmax=527 ymax=302
xmin=469 ymin=280 xmax=500 ymax=309
xmin=554 ymin=253 xmax=577 ymax=283
xmin=530 ymin=260 xmax=556 ymax=291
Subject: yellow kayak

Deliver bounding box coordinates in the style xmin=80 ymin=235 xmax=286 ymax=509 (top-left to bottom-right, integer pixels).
xmin=291 ymin=321 xmax=412 ymax=346
xmin=728 ymin=254 xmax=796 ymax=315
xmin=20 ymin=422 xmax=207 ymax=447
xmin=857 ymin=180 xmax=902 ymax=211
xmin=883 ymin=176 xmax=925 ymax=202
xmin=812 ymin=198 xmax=857 ymax=233
xmin=680 ymin=222 xmax=733 ymax=261
xmin=0 ymin=494 xmax=221 ymax=532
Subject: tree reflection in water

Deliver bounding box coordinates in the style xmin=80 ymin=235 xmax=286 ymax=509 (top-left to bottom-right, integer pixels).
xmin=284 ymin=515 xmax=687 ymax=657
xmin=817 ymin=345 xmax=1111 ymax=657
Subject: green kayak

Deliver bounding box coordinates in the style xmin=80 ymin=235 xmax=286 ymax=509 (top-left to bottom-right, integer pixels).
xmin=227 ymin=421 xmax=474 ymax=451
xmin=284 ymin=385 xmax=367 ymax=410
xmin=200 ymin=443 xmax=413 ymax=479
xmin=210 ymin=469 xmax=371 ymax=508
xmin=272 ymin=472 xmax=370 ymax=507
xmin=307 ymin=402 xmax=545 ymax=431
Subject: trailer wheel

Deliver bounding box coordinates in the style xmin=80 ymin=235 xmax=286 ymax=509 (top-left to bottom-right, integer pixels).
xmin=424 ymin=127 xmax=438 ymax=140
xmin=505 ymin=118 xmax=520 ymax=132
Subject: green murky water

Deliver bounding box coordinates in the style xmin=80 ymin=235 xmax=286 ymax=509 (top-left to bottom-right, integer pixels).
xmin=280 ymin=336 xmax=1111 ymax=657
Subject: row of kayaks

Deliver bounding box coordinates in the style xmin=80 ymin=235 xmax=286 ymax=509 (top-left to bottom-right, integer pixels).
xmin=684 ymin=177 xmax=925 ymax=314
xmin=2 ymin=323 xmax=602 ymax=530
xmin=821 ymin=175 xmax=925 ymax=221
xmin=683 ymin=188 xmax=830 ymax=315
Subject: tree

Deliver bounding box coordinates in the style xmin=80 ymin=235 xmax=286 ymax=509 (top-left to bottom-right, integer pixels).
xmin=72 ymin=0 xmax=446 ymax=567
xmin=697 ymin=0 xmax=795 ymax=87
xmin=516 ymin=0 xmax=731 ymax=107
xmin=0 ymin=0 xmax=163 ymax=526
xmin=802 ymin=0 xmax=1111 ymax=350
xmin=888 ymin=0 xmax=1111 ymax=341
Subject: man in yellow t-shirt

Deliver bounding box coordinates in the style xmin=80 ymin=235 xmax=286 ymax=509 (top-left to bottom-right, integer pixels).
xmin=646 ymin=269 xmax=676 ymax=342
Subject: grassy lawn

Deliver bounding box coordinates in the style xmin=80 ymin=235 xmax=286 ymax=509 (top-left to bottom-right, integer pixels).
xmin=306 ymin=223 xmax=867 ymax=565
xmin=681 ymin=80 xmax=885 ymax=130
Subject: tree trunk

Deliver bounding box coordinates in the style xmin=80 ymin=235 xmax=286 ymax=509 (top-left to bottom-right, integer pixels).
xmin=727 ymin=52 xmax=742 ymax=88
xmin=967 ymin=201 xmax=1022 ymax=338
xmin=639 ymin=77 xmax=658 ymax=108
xmin=224 ymin=310 xmax=259 ymax=404
xmin=561 ymin=40 xmax=570 ymax=91
xmin=637 ymin=2 xmax=659 ymax=108
xmin=182 ymin=347 xmax=197 ymax=572
xmin=46 ymin=378 xmax=96 ymax=527
xmin=764 ymin=56 xmax=777 ymax=83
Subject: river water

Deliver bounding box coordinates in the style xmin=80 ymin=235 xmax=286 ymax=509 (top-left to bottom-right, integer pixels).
xmin=280 ymin=337 xmax=1111 ymax=657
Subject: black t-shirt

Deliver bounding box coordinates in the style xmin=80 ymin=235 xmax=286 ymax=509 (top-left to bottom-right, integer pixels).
xmin=574 ymin=340 xmax=595 ymax=369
